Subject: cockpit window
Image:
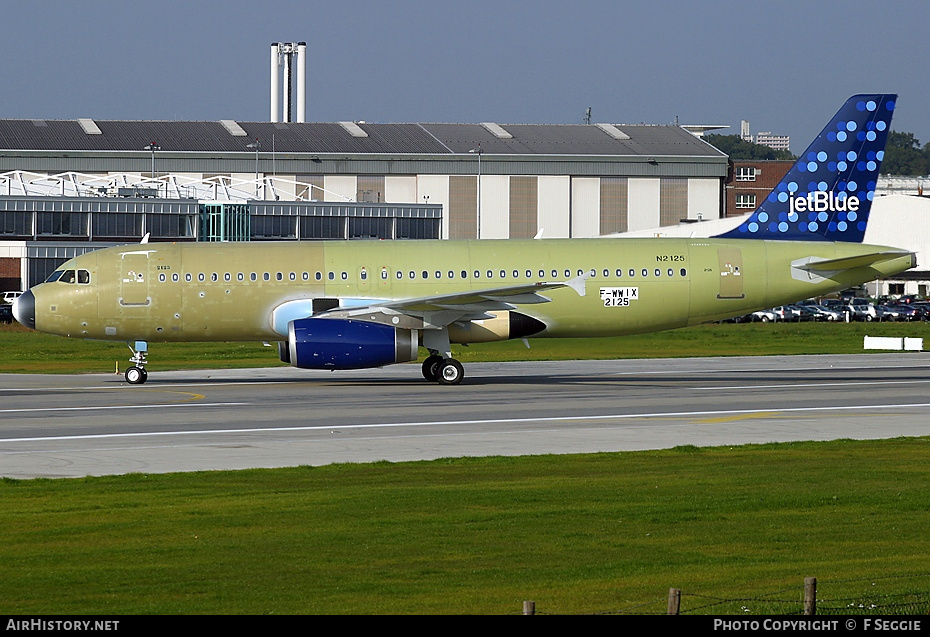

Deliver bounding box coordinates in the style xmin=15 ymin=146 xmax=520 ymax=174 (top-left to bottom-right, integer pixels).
xmin=77 ymin=270 xmax=90 ymax=284
xmin=60 ymin=270 xmax=76 ymax=284
xmin=46 ymin=270 xmax=64 ymax=283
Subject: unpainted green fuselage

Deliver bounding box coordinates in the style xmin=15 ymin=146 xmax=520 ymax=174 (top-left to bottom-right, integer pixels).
xmin=28 ymin=237 xmax=915 ymax=344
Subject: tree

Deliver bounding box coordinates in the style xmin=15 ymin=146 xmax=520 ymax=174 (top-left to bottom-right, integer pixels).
xmin=881 ymin=131 xmax=929 ymax=176
xmin=704 ymin=134 xmax=796 ymax=161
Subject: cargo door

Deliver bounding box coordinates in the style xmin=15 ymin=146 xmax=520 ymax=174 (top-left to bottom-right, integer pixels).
xmin=717 ymin=248 xmax=745 ymax=299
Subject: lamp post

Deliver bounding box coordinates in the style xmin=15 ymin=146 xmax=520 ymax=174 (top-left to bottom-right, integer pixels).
xmin=144 ymin=142 xmax=160 ymax=178
xmin=469 ymin=144 xmax=482 ymax=238
xmin=144 ymin=143 xmax=161 ymax=197
xmin=246 ymin=139 xmax=261 ymax=198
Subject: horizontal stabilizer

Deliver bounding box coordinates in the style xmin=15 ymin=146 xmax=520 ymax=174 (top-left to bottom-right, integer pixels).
xmin=793 ymin=251 xmax=914 ymax=273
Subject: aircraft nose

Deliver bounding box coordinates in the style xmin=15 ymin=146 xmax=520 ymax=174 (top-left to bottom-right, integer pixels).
xmin=13 ymin=290 xmax=35 ymax=330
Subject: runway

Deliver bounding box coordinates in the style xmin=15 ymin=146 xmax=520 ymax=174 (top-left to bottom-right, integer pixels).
xmin=2 ymin=353 xmax=930 ymax=479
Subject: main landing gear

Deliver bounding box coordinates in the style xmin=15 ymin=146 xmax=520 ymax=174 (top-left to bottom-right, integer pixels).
xmin=125 ymin=341 xmax=149 ymax=385
xmin=420 ymin=329 xmax=464 ymax=385
xmin=421 ymin=354 xmax=464 ymax=385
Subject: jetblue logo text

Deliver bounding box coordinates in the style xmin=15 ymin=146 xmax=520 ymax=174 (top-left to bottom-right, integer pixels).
xmin=600 ymin=287 xmax=639 ymax=307
xmin=789 ymin=191 xmax=860 ymax=214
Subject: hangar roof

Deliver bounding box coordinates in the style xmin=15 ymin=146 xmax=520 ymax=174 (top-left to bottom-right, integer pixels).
xmin=0 ymin=118 xmax=725 ymax=158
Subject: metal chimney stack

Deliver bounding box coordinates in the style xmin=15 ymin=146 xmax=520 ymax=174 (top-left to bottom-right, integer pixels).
xmin=270 ymin=42 xmax=307 ymax=123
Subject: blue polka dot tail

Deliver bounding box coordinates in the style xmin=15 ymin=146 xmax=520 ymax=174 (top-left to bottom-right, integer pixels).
xmin=715 ymin=94 xmax=896 ymax=243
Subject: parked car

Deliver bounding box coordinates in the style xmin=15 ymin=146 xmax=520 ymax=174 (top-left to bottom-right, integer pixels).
xmin=1 ymin=291 xmax=23 ymax=305
xmin=807 ymin=305 xmax=846 ymax=321
xmin=847 ymin=298 xmax=879 ymax=321
xmin=791 ymin=305 xmax=820 ymax=321
xmin=751 ymin=309 xmax=777 ymax=322
xmin=910 ymin=302 xmax=930 ymax=321
xmin=772 ymin=305 xmax=803 ymax=321
xmin=881 ymin=304 xmax=918 ymax=321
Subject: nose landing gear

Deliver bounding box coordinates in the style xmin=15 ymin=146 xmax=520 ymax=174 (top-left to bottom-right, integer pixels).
xmin=125 ymin=341 xmax=149 ymax=384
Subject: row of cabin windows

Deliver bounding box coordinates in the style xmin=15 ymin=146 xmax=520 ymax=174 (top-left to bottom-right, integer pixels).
xmin=156 ymin=267 xmax=688 ymax=284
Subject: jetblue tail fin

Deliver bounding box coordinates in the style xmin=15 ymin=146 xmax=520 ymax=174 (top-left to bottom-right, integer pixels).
xmin=716 ymin=94 xmax=896 ymax=243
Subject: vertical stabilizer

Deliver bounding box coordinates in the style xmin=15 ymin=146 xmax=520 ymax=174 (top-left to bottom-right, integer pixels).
xmin=716 ymin=94 xmax=896 ymax=243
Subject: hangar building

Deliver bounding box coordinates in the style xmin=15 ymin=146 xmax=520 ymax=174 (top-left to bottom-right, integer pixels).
xmin=0 ymin=117 xmax=728 ymax=290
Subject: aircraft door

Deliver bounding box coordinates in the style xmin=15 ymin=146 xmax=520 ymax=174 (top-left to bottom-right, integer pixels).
xmin=717 ymin=248 xmax=745 ymax=299
xmin=120 ymin=252 xmax=150 ymax=306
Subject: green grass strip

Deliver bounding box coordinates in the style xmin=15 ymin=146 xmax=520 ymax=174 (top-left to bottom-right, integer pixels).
xmin=3 ymin=321 xmax=930 ymax=374
xmin=2 ymin=438 xmax=929 ymax=614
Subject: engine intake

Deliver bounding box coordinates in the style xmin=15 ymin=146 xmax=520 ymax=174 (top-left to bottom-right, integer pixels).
xmin=285 ymin=318 xmax=418 ymax=370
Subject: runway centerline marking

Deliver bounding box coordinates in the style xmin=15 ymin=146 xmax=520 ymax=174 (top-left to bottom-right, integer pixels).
xmin=4 ymin=401 xmax=930 ymax=444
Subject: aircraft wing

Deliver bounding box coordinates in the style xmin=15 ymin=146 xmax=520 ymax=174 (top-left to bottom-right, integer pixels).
xmin=316 ymin=273 xmax=590 ymax=330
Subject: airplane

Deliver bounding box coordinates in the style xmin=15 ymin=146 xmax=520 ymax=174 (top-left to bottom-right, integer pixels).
xmin=13 ymin=94 xmax=915 ymax=386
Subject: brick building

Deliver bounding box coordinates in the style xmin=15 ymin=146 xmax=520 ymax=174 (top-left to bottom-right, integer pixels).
xmin=724 ymin=160 xmax=793 ymax=218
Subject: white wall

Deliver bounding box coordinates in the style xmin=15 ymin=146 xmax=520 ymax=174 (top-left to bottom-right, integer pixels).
xmin=570 ymin=177 xmax=600 ymax=238
xmin=627 ymin=178 xmax=660 ymax=231
xmin=385 ymin=176 xmax=418 ymax=203
xmin=687 ymin=178 xmax=719 ymax=221
xmin=323 ymin=176 xmax=357 ymax=201
xmin=479 ymin=175 xmax=510 ymax=239
xmin=416 ymin=175 xmax=451 ymax=238
xmin=538 ymin=176 xmax=570 ymax=238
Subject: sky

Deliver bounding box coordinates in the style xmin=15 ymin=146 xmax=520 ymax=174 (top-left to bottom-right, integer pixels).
xmin=1 ymin=0 xmax=927 ymax=153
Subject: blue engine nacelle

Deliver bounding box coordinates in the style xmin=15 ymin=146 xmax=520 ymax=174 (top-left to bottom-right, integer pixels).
xmin=283 ymin=318 xmax=418 ymax=370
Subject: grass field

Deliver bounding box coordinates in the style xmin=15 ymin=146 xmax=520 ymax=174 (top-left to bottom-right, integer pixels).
xmin=2 ymin=439 xmax=929 ymax=614
xmin=3 ymin=319 xmax=930 ymax=374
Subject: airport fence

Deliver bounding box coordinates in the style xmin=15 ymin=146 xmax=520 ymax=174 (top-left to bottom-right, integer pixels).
xmin=518 ymin=573 xmax=930 ymax=615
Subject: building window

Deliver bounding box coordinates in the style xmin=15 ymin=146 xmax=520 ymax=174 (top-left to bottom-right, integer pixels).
xmin=735 ymin=167 xmax=757 ymax=182
xmin=736 ymin=194 xmax=757 ymax=209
